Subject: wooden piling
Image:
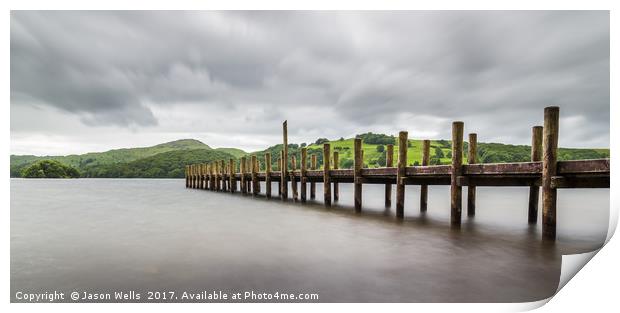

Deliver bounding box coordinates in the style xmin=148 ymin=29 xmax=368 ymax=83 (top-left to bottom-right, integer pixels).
xmin=185 ymin=165 xmax=189 ymax=188
xmin=451 ymin=122 xmax=464 ymax=225
xmin=333 ymin=151 xmax=339 ymax=202
xmin=277 ymin=156 xmax=282 ymax=196
xmin=310 ymin=154 xmax=317 ymax=199
xmin=281 ymin=121 xmax=289 ymax=199
xmin=420 ymin=140 xmax=430 ymax=211
xmin=280 ymin=150 xmax=286 ymax=199
xmin=189 ymin=164 xmax=193 ymax=188
xmin=251 ymin=155 xmax=258 ymax=196
xmin=291 ymin=155 xmax=298 ymax=201
xmin=255 ymin=157 xmax=261 ymax=193
xmin=528 ymin=126 xmax=543 ymax=223
xmin=265 ymin=153 xmax=272 ymax=198
xmin=210 ymin=163 xmax=216 ymax=191
xmin=323 ymin=143 xmax=332 ymax=206
xmin=301 ymin=148 xmax=307 ymax=202
xmin=220 ymin=160 xmax=226 ymax=191
xmin=354 ymin=138 xmax=363 ymax=212
xmin=396 ymin=131 xmax=408 ymax=218
xmin=542 ymin=107 xmax=559 ymax=240
xmin=245 ymin=158 xmax=251 ymax=194
xmin=467 ymin=133 xmax=477 ymax=216
xmin=229 ymin=159 xmax=235 ymax=193
xmin=240 ymin=157 xmax=246 ymax=194
xmin=385 ymin=144 xmax=394 ymax=207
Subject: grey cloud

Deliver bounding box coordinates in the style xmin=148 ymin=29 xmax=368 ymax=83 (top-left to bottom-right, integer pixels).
xmin=10 ymin=11 xmax=609 ymax=148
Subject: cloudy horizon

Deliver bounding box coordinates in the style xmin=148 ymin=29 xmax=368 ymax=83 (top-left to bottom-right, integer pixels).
xmin=11 ymin=11 xmax=609 ymax=156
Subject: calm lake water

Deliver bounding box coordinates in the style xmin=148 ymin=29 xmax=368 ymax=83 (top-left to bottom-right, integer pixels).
xmin=10 ymin=178 xmax=609 ymax=302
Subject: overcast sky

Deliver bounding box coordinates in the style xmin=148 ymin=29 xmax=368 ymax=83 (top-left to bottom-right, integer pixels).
xmin=11 ymin=11 xmax=609 ymax=156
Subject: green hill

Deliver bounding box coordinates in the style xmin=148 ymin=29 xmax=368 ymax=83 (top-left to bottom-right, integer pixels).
xmin=10 ymin=134 xmax=608 ymax=178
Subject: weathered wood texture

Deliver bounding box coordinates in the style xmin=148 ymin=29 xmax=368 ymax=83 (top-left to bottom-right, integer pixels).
xmin=451 ymin=121 xmax=464 ymax=225
xmin=323 ymin=143 xmax=331 ymax=206
xmin=420 ymin=140 xmax=430 ymax=211
xmin=354 ymin=138 xmax=363 ymax=212
xmin=310 ymin=154 xmax=317 ymax=199
xmin=301 ymin=148 xmax=307 ymax=202
xmin=385 ymin=144 xmax=394 ymax=207
xmin=528 ymin=126 xmax=543 ymax=223
xmin=396 ymin=131 xmax=408 ymax=218
xmin=467 ymin=133 xmax=477 ymax=216
xmin=333 ymin=151 xmax=339 ymax=202
xmin=281 ymin=121 xmax=288 ymax=199
xmin=542 ymin=107 xmax=559 ymax=240
xmin=265 ymin=153 xmax=271 ymax=198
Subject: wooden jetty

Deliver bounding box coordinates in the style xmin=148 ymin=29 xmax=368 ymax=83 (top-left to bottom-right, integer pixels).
xmin=185 ymin=107 xmax=610 ymax=240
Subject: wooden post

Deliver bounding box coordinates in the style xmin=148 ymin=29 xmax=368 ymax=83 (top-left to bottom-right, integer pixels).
xmin=229 ymin=159 xmax=235 ymax=193
xmin=280 ymin=150 xmax=286 ymax=199
xmin=277 ymin=156 xmax=282 ymax=197
xmin=385 ymin=144 xmax=394 ymax=207
xmin=193 ymin=164 xmax=197 ymax=188
xmin=542 ymin=107 xmax=559 ymax=240
xmin=255 ymin=157 xmax=261 ymax=193
xmin=245 ymin=158 xmax=251 ymax=193
xmin=265 ymin=153 xmax=272 ymax=198
xmin=421 ymin=140 xmax=430 ymax=211
xmin=451 ymin=122 xmax=464 ymax=225
xmin=189 ymin=164 xmax=193 ymax=188
xmin=333 ymin=151 xmax=339 ymax=202
xmin=301 ymin=148 xmax=307 ymax=202
xmin=185 ymin=165 xmax=189 ymax=188
xmin=310 ymin=154 xmax=317 ymax=199
xmin=396 ymin=132 xmax=408 ymax=218
xmin=323 ymin=143 xmax=331 ymax=206
xmin=467 ymin=133 xmax=477 ymax=216
xmin=220 ymin=160 xmax=226 ymax=191
xmin=529 ymin=126 xmax=543 ymax=223
xmin=204 ymin=164 xmax=209 ymax=190
xmin=281 ymin=121 xmax=289 ymax=199
xmin=217 ymin=161 xmax=222 ymax=191
xmin=240 ymin=157 xmax=246 ymax=194
xmin=200 ymin=164 xmax=205 ymax=189
xmin=210 ymin=163 xmax=216 ymax=191
xmin=251 ymin=155 xmax=258 ymax=196
xmin=291 ymin=155 xmax=298 ymax=201
xmin=354 ymin=138 xmax=363 ymax=212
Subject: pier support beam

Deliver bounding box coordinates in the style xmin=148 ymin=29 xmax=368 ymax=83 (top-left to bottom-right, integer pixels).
xmin=291 ymin=155 xmax=298 ymax=201
xmin=281 ymin=121 xmax=288 ymax=199
xmin=301 ymin=148 xmax=307 ymax=202
xmin=265 ymin=153 xmax=272 ymax=198
xmin=451 ymin=122 xmax=464 ymax=225
xmin=310 ymin=154 xmax=317 ymax=199
xmin=221 ymin=160 xmax=226 ymax=192
xmin=185 ymin=165 xmax=189 ymax=188
xmin=333 ymin=151 xmax=339 ymax=202
xmin=229 ymin=159 xmax=235 ymax=193
xmin=420 ymin=140 xmax=430 ymax=211
xmin=240 ymin=157 xmax=247 ymax=194
xmin=528 ymin=126 xmax=543 ymax=223
xmin=385 ymin=144 xmax=393 ymax=207
xmin=251 ymin=155 xmax=258 ymax=196
xmin=323 ymin=143 xmax=332 ymax=206
xmin=354 ymin=138 xmax=363 ymax=212
xmin=396 ymin=131 xmax=408 ymax=218
xmin=542 ymin=107 xmax=559 ymax=240
xmin=467 ymin=133 xmax=477 ymax=216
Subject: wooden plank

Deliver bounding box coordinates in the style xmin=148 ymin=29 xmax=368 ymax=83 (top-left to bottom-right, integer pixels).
xmin=557 ymin=159 xmax=610 ymax=174
xmin=462 ymin=162 xmax=542 ymax=175
xmin=551 ymin=176 xmax=609 ymax=188
xmin=457 ymin=175 xmax=541 ymax=187
xmin=405 ymin=165 xmax=451 ymax=176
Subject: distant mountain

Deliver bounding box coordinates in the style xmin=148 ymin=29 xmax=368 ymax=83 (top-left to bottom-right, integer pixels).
xmin=10 ymin=139 xmax=246 ymax=178
xmin=214 ymin=148 xmax=247 ymax=158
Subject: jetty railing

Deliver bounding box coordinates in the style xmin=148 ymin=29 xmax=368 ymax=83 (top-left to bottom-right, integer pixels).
xmin=184 ymin=107 xmax=610 ymax=240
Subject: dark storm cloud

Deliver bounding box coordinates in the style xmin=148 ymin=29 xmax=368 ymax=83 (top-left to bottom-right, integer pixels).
xmin=10 ymin=11 xmax=609 ymax=146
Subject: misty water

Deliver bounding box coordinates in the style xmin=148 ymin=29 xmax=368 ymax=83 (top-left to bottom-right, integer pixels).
xmin=11 ymin=178 xmax=609 ymax=302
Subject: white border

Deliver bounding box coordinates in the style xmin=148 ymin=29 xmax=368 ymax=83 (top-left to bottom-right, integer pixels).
xmin=2 ymin=1 xmax=617 ymax=313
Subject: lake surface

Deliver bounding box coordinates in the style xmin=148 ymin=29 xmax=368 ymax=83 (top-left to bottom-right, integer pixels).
xmin=10 ymin=179 xmax=609 ymax=302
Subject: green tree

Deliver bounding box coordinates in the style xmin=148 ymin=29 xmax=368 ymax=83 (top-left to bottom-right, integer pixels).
xmin=21 ymin=160 xmax=80 ymax=178
xmin=376 ymin=145 xmax=385 ymax=153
